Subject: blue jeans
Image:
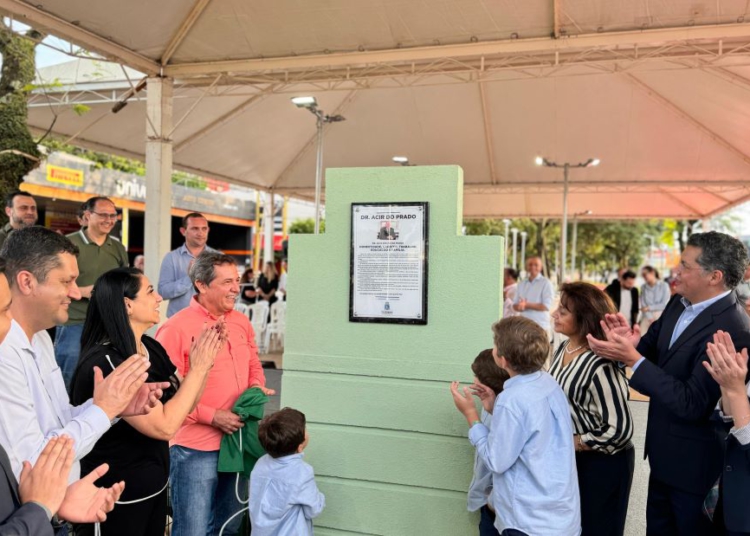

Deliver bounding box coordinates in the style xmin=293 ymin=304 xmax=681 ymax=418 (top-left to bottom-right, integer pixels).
xmin=169 ymin=445 xmax=248 ymax=536
xmin=54 ymin=324 xmax=83 ymax=391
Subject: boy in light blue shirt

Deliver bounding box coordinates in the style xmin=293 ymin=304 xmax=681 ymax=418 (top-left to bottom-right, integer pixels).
xmin=467 ymin=349 xmax=509 ymax=536
xmin=250 ymin=408 xmax=325 ymax=536
xmin=451 ymin=316 xmax=581 ymax=536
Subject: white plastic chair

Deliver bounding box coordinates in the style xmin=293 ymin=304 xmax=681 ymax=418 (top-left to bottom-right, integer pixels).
xmin=250 ymin=301 xmax=269 ymax=353
xmin=264 ymin=301 xmax=286 ymax=353
xmin=233 ymin=302 xmax=251 ymax=318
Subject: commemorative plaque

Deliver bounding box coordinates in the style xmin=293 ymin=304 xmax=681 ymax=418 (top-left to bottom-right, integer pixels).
xmin=349 ymin=202 xmax=429 ymax=324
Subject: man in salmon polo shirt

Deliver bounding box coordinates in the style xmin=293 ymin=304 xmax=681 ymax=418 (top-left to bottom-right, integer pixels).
xmin=156 ymin=251 xmax=274 ymax=536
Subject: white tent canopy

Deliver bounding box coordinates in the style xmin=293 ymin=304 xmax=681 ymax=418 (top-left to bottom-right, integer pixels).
xmin=5 ymin=0 xmax=750 ymax=219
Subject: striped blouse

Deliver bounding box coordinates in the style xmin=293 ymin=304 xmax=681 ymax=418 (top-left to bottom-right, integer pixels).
xmin=549 ymin=342 xmax=634 ymax=454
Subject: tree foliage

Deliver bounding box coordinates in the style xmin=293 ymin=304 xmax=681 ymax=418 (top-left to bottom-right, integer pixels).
xmin=42 ymin=138 xmax=209 ymax=189
xmin=465 ymin=218 xmax=665 ymax=276
xmin=289 ymin=218 xmax=325 ymax=234
xmin=0 ymin=22 xmax=43 ymax=201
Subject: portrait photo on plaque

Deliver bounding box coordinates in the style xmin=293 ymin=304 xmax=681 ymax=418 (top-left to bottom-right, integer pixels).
xmin=349 ymin=202 xmax=429 ymax=324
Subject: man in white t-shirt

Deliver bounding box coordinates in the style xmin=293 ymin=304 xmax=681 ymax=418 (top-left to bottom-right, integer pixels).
xmin=604 ymin=270 xmax=639 ymax=326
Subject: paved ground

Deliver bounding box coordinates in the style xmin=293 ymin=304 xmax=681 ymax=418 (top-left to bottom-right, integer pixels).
xmin=260 ymin=353 xmax=651 ymax=533
xmin=625 ymin=399 xmax=650 ymax=536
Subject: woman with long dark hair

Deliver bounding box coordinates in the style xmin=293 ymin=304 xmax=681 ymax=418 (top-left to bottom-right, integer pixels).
xmin=70 ymin=268 xmax=224 ymax=536
xmin=549 ymin=282 xmax=635 ymax=536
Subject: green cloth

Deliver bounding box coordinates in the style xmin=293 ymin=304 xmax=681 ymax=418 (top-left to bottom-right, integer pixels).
xmin=218 ymin=387 xmax=268 ymax=478
xmin=65 ymin=229 xmax=128 ymax=324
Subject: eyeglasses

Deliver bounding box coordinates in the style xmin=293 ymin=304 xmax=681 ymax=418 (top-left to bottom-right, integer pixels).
xmin=90 ymin=212 xmax=119 ymax=220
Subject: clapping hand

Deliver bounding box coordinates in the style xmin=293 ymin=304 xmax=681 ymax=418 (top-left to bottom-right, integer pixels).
xmin=450 ymin=381 xmax=480 ymax=426
xmin=18 ymin=436 xmax=74 ymax=517
xmin=704 ymin=330 xmax=748 ymax=395
xmin=189 ymin=321 xmax=225 ymax=373
xmin=58 ymin=463 xmax=125 ymax=523
xmin=469 ymin=381 xmax=497 ymax=414
xmin=586 ymin=313 xmax=642 ymax=367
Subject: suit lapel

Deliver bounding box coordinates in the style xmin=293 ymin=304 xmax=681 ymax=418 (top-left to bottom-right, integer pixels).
xmin=656 ymin=297 xmax=685 ymax=356
xmin=661 ymin=294 xmax=734 ymax=368
xmin=0 ymin=444 xmax=20 ymax=506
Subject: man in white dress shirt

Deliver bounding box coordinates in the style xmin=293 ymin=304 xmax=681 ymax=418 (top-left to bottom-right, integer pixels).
xmin=0 ymin=227 xmax=164 ymax=484
xmin=513 ymin=257 xmax=554 ymax=332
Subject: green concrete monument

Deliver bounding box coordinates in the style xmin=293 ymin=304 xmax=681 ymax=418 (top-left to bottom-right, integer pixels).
xmin=281 ymin=165 xmax=504 ymax=535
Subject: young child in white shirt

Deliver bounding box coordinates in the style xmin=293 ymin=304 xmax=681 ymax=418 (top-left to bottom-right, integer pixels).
xmin=250 ymin=408 xmax=325 ymax=536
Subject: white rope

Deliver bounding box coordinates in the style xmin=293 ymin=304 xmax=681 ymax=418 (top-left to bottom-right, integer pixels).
xmin=93 ymin=355 xmax=168 ymax=534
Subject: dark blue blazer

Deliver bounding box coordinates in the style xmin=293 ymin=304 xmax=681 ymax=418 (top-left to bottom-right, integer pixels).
xmin=0 ymin=444 xmax=53 ymax=536
xmin=631 ymin=292 xmax=750 ymax=495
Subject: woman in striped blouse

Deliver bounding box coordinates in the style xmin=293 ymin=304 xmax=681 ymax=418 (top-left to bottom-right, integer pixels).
xmin=549 ymin=282 xmax=635 ymax=536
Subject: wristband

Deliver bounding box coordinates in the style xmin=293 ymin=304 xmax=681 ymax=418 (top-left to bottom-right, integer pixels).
xmin=471 ymin=420 xmax=481 ymax=427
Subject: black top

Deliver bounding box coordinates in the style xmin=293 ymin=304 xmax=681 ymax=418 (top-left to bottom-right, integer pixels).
xmin=257 ymin=274 xmax=278 ymax=304
xmin=70 ymin=336 xmax=179 ymax=500
xmin=604 ymin=279 xmax=640 ymax=327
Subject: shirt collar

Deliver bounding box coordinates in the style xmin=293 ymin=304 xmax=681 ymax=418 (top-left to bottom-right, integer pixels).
xmin=272 ymin=453 xmax=304 ymax=464
xmin=679 ymin=290 xmax=731 ymax=314
xmin=503 ymin=370 xmax=542 ymax=389
xmin=6 ymin=319 xmax=35 ymax=351
xmin=78 ymin=229 xmax=90 ymax=245
xmin=189 ymin=296 xmax=217 ymax=319
xmin=179 ymin=243 xmax=213 ymax=257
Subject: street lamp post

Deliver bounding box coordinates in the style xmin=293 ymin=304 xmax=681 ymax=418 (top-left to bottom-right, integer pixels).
xmin=511 ymin=228 xmax=519 ymax=270
xmin=503 ymin=219 xmax=511 ymax=267
xmin=535 ymin=156 xmax=600 ymax=282
xmin=571 ymin=209 xmax=592 ymax=280
xmin=291 ymin=96 xmax=346 ymax=234
xmin=644 ymin=234 xmax=655 ymax=266
xmin=520 ymin=231 xmax=528 ymax=272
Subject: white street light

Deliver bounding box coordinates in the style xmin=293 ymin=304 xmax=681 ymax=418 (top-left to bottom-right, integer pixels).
xmin=520 ymin=231 xmax=528 ymax=273
xmin=291 ymin=96 xmax=346 ymax=234
xmin=511 ymin=228 xmax=519 ymax=270
xmin=291 ymin=96 xmax=317 ymax=108
xmin=392 ymin=156 xmax=411 ymax=166
xmin=502 ymin=219 xmax=511 ymax=267
xmin=571 ymin=209 xmax=592 ymax=280
xmin=535 ymin=156 xmax=600 ymax=282
xmin=644 ymin=234 xmax=655 ymax=266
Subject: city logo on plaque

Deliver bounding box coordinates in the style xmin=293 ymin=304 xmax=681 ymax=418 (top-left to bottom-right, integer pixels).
xmin=384 ymin=302 xmax=390 ymax=311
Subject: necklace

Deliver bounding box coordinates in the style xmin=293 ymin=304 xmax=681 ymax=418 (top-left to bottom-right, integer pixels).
xmin=565 ymin=342 xmax=587 ymax=354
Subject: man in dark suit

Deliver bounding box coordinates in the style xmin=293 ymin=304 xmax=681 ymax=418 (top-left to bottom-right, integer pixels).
xmin=605 ymin=270 xmax=640 ymax=326
xmin=588 ymin=231 xmax=750 ymax=536
xmin=1 ymin=435 xmax=122 ymax=535
xmin=377 ymin=222 xmax=397 ymax=240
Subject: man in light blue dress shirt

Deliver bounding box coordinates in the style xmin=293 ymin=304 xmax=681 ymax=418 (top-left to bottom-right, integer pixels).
xmin=158 ymin=213 xmax=217 ymax=317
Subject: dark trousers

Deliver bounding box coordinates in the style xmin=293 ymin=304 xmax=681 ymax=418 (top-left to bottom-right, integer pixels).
xmin=500 ymin=530 xmax=528 ymax=536
xmin=577 ymin=447 xmax=635 ymax=536
xmin=646 ymin=475 xmax=714 ymax=536
xmin=479 ymin=505 xmax=500 ymax=536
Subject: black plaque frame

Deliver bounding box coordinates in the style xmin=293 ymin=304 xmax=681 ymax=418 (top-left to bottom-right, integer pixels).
xmin=349 ymin=202 xmax=429 ymax=325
